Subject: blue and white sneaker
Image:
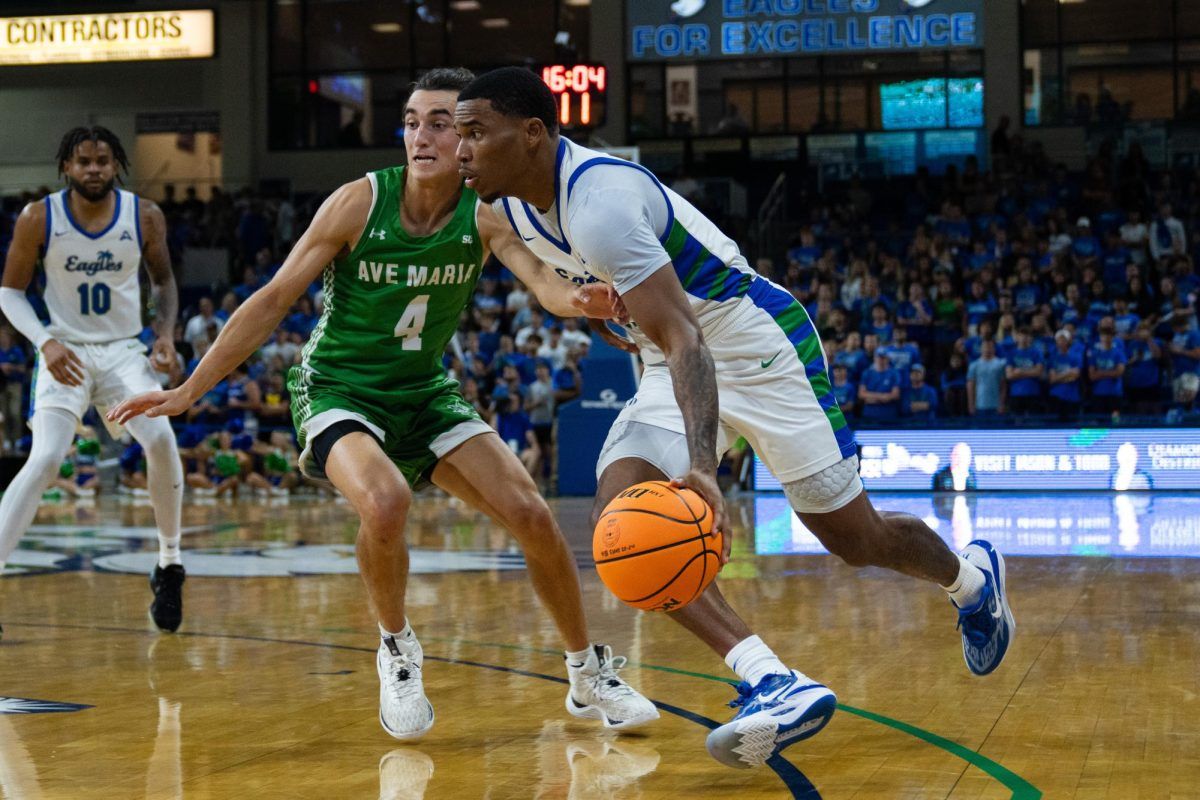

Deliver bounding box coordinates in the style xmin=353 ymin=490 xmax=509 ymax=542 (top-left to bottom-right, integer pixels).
xmin=705 ymin=671 xmax=836 ymax=769
xmin=955 ymin=539 xmax=1015 ymax=676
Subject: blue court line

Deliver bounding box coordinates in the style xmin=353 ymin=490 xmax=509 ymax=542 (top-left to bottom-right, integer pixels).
xmin=5 ymin=623 xmax=821 ymax=799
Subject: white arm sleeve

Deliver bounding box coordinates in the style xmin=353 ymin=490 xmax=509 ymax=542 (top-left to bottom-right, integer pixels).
xmin=0 ymin=287 xmax=51 ymax=350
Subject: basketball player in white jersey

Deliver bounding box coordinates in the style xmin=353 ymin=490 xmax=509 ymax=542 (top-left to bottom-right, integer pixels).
xmin=0 ymin=127 xmax=186 ymax=637
xmin=455 ymin=69 xmax=1015 ymax=769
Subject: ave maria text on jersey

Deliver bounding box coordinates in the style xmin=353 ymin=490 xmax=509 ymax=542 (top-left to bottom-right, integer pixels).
xmin=357 ymin=260 xmax=477 ymax=287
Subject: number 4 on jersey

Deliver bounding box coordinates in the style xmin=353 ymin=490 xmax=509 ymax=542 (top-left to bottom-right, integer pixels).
xmin=393 ymin=294 xmax=429 ymax=350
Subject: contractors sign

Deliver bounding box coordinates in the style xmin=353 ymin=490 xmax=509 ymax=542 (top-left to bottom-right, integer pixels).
xmin=0 ymin=9 xmax=215 ymax=66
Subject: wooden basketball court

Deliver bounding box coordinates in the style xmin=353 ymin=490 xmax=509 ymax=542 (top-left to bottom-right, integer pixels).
xmin=1 ymin=492 xmax=1197 ymax=799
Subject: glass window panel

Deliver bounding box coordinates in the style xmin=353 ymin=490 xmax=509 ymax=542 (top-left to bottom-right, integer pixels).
xmin=556 ymin=0 xmax=590 ymax=63
xmin=787 ymin=83 xmax=821 ymax=133
xmin=1063 ymin=42 xmax=1173 ymax=124
xmin=271 ymin=0 xmax=303 ymax=73
xmin=755 ymin=83 xmax=785 ymax=133
xmin=448 ymin=1 xmax=556 ymax=68
xmin=826 ymin=79 xmax=868 ymax=131
xmin=1179 ymin=42 xmax=1200 ymax=119
xmin=413 ymin=0 xmax=447 ymax=69
xmin=1024 ymin=47 xmax=1063 ymax=126
xmin=629 ymin=65 xmax=665 ymax=140
xmin=1060 ymin=0 xmax=1172 ymax=43
xmin=698 ymin=60 xmax=781 ymax=135
xmin=1181 ymin=6 xmax=1200 ymax=38
xmin=304 ymin=0 xmax=409 ymax=72
xmin=1020 ymin=0 xmax=1058 ymax=49
xmin=269 ymin=78 xmax=309 ymax=149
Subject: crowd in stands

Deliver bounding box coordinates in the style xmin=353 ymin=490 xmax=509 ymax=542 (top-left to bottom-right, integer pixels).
xmin=772 ymin=134 xmax=1198 ymax=426
xmin=1 ymin=134 xmax=1199 ymax=492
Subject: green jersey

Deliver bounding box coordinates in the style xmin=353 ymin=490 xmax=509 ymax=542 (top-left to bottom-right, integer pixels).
xmin=289 ymin=167 xmax=493 ymax=487
xmin=295 ymin=165 xmax=483 ymax=394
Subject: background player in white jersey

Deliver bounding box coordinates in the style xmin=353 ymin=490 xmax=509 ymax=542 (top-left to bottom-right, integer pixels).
xmin=455 ymin=69 xmax=1015 ymax=769
xmin=0 ymin=127 xmax=185 ymax=636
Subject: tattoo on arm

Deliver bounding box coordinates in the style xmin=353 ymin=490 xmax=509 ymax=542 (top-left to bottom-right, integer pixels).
xmin=141 ymin=202 xmax=178 ymax=339
xmin=669 ymin=340 xmax=719 ymax=473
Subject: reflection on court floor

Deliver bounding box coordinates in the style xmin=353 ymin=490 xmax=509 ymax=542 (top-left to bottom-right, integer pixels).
xmin=755 ymin=492 xmax=1200 ymax=558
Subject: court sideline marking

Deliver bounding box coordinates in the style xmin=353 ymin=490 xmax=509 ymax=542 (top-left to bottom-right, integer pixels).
xmin=417 ymin=633 xmax=1044 ymax=800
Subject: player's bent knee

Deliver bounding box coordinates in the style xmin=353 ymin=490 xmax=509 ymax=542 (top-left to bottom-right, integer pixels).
xmin=782 ymin=456 xmax=864 ymax=515
xmin=503 ymin=492 xmax=556 ymax=538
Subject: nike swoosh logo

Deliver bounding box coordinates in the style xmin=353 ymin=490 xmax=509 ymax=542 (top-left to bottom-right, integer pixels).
xmin=522 ymin=235 xmax=536 ymax=242
xmin=761 ymin=350 xmax=783 ymax=369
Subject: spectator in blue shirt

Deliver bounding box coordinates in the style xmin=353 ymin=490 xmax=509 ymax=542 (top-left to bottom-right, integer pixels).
xmin=1111 ymin=295 xmax=1140 ymax=340
xmin=862 ymin=303 xmax=894 ymax=344
xmin=1010 ymin=259 xmax=1043 ymax=316
xmin=902 ymin=364 xmax=938 ymax=421
xmin=967 ymin=339 xmax=1007 ymax=417
xmin=493 ymin=392 xmax=540 ymax=476
xmin=1126 ymin=321 xmax=1164 ymax=413
xmin=1101 ymin=230 xmax=1131 ymax=291
xmin=858 ymin=350 xmax=901 ymax=422
xmin=880 ymin=325 xmax=920 ymax=380
xmin=1005 ymin=328 xmax=1045 ymax=416
xmin=1048 ymin=329 xmax=1085 ymax=420
xmin=232 ymin=265 xmax=262 ymax=305
xmin=896 ymin=282 xmax=934 ymax=346
xmin=831 ymin=364 xmax=857 ymax=417
xmin=963 ymin=319 xmax=995 ymax=362
xmin=940 ymin=352 xmax=969 ymax=417
xmin=0 ymin=326 xmax=28 ymax=453
xmin=835 ymin=331 xmax=868 ymax=380
xmin=964 ymin=280 xmax=998 ymax=332
xmin=1169 ymin=313 xmax=1200 ymax=409
xmin=1087 ymin=320 xmax=1127 ymax=415
xmin=1070 ymin=217 xmax=1101 ymax=262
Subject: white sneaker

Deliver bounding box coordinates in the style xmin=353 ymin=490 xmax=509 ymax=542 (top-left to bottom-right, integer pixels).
xmin=377 ymin=635 xmax=434 ymax=740
xmin=565 ymin=645 xmax=659 ymax=731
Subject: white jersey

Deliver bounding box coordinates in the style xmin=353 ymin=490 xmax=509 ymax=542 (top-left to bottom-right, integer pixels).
xmin=493 ymin=139 xmax=774 ymax=366
xmin=495 ymin=138 xmax=857 ymax=474
xmin=42 ymin=188 xmax=144 ymax=343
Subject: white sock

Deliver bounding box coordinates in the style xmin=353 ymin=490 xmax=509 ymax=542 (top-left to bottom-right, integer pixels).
xmin=379 ymin=619 xmax=415 ymax=642
xmin=565 ymin=646 xmax=592 ymax=670
xmin=725 ymin=635 xmax=790 ymax=687
xmin=126 ymin=416 xmax=184 ymax=571
xmin=943 ymin=554 xmax=986 ymax=609
xmin=0 ymin=409 xmax=76 ymax=565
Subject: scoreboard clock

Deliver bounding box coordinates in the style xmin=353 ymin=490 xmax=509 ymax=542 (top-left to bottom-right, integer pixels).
xmin=540 ymin=64 xmax=607 ymax=130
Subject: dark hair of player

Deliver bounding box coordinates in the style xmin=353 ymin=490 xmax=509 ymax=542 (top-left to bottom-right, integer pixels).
xmin=55 ymin=126 xmax=130 ymax=181
xmin=458 ymin=66 xmax=559 ymax=135
xmin=411 ymin=67 xmax=476 ymax=94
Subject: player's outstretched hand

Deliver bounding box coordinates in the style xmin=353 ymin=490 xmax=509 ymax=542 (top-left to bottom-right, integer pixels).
xmin=150 ymin=338 xmax=177 ymax=373
xmin=42 ymin=340 xmax=86 ymax=387
xmin=571 ymin=283 xmax=630 ymax=323
xmin=672 ymin=469 xmax=731 ymax=566
xmin=107 ymin=388 xmax=192 ymax=425
xmin=585 ymin=318 xmax=639 ymax=354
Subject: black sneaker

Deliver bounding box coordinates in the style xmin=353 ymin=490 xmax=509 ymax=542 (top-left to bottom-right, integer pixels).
xmin=149 ymin=564 xmax=186 ymax=633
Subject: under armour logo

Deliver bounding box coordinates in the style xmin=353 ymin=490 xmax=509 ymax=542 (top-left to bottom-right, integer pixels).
xmin=120 ymin=231 xmax=133 ymax=241
xmin=369 ymin=229 xmax=387 ymax=241
xmin=462 ymin=235 xmax=474 ymax=244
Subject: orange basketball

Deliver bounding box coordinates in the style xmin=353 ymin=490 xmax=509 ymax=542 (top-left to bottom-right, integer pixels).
xmin=592 ymin=480 xmax=723 ymax=612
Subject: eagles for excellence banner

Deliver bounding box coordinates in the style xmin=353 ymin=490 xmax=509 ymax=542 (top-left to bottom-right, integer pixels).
xmin=628 ymin=0 xmax=985 ymax=60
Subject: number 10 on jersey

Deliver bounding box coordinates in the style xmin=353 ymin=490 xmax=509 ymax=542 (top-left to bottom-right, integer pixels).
xmin=77 ymin=282 xmax=111 ymax=315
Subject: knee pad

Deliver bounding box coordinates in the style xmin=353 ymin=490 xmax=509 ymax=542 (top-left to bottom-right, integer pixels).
xmin=783 ymin=456 xmax=864 ymax=514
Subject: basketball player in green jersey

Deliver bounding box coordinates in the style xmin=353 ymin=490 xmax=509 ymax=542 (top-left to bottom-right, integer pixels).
xmin=108 ymin=69 xmax=657 ymax=740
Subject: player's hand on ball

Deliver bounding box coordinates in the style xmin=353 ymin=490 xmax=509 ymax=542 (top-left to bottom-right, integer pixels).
xmin=672 ymin=469 xmax=731 ymax=565
xmin=150 ymin=338 xmax=176 ymax=373
xmin=41 ymin=339 xmax=86 ymax=387
xmin=107 ymin=388 xmax=192 ymax=425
